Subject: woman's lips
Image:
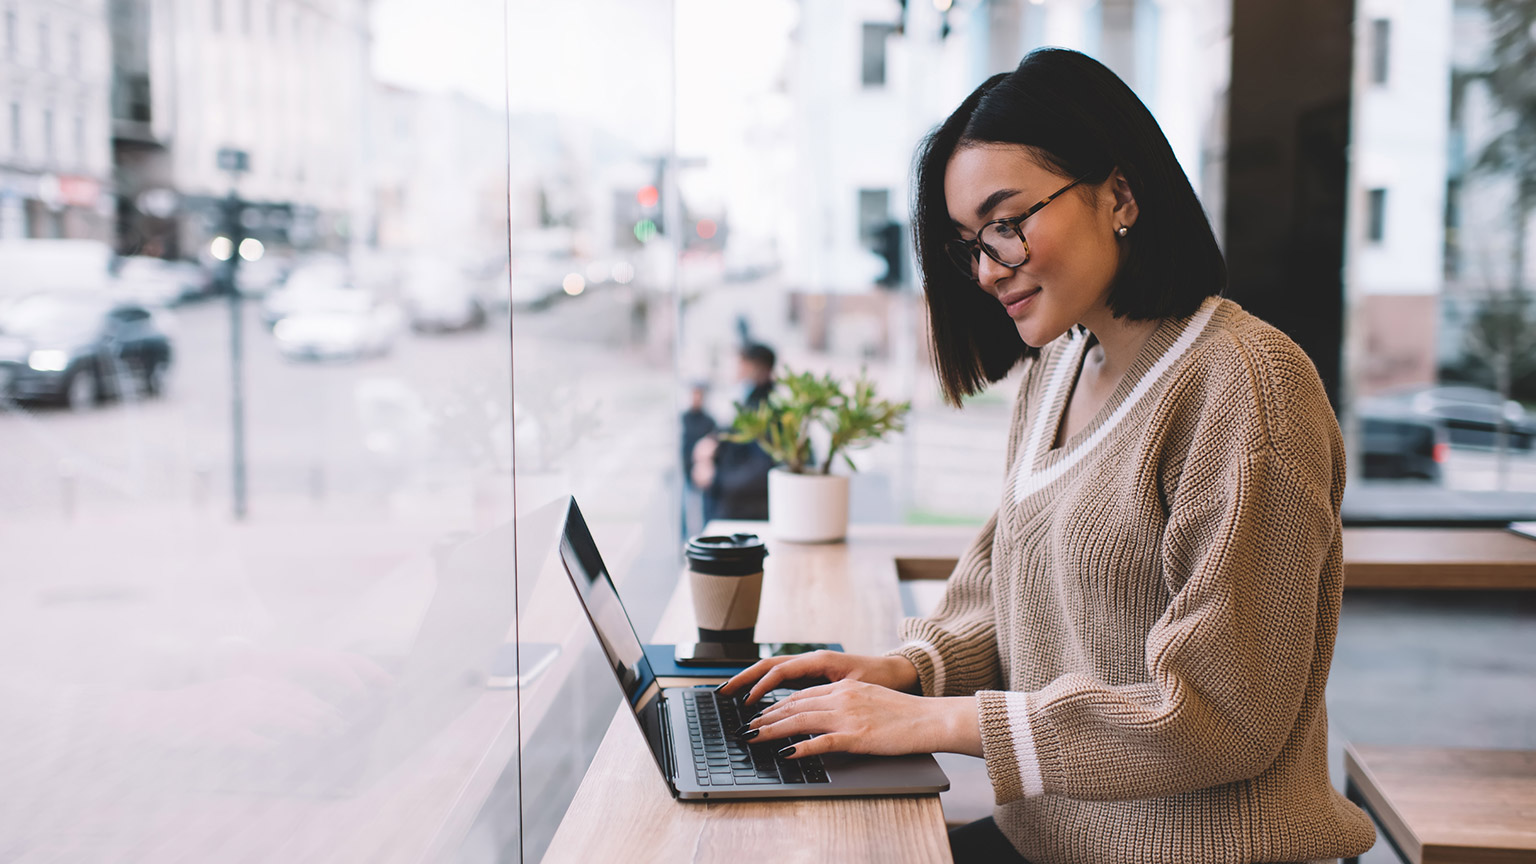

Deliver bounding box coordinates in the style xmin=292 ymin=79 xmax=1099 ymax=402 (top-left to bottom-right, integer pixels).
xmin=1001 ymin=287 xmax=1042 ymax=318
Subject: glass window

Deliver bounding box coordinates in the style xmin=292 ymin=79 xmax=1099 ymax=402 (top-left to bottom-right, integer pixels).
xmin=1370 ymin=18 xmax=1391 ymax=85
xmin=1343 ymin=0 xmax=1536 ymax=521
xmin=5 ymin=1 xmax=1530 ymax=861
xmin=857 ymin=188 xmax=890 ymax=250
xmin=1366 ymin=187 xmax=1387 ymax=243
xmin=861 ymin=23 xmax=890 ymax=87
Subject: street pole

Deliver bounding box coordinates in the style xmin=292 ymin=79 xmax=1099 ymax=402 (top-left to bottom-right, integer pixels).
xmin=227 ymin=191 xmax=247 ymax=520
xmin=217 ymin=147 xmax=250 ymax=521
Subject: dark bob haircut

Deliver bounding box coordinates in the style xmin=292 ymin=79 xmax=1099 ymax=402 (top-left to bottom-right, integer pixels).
xmin=913 ymin=48 xmax=1226 ymax=406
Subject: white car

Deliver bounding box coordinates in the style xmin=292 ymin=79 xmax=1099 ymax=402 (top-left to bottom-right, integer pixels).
xmin=111 ymin=257 xmax=206 ymax=307
xmin=271 ymin=290 xmax=403 ymax=362
xmin=401 ymin=259 xmax=488 ymax=333
xmin=261 ymin=259 xmax=352 ymax=325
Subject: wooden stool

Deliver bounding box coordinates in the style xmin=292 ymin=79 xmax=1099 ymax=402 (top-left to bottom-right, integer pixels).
xmin=1343 ymin=743 xmax=1536 ymax=863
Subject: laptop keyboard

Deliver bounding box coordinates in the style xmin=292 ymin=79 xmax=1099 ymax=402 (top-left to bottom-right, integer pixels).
xmin=682 ymin=688 xmax=829 ymax=786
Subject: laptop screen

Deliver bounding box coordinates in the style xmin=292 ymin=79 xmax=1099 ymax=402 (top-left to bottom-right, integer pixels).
xmin=556 ymin=498 xmax=659 ymax=712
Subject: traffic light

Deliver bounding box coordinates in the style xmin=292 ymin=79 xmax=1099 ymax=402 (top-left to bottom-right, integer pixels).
xmin=635 ymin=183 xmax=664 ymax=237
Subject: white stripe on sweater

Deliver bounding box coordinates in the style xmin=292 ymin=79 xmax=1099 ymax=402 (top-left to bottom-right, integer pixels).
xmin=1014 ymin=297 xmax=1220 ymax=502
xmin=1003 ymin=691 xmax=1046 ymax=797
xmin=902 ymin=640 xmax=946 ymax=696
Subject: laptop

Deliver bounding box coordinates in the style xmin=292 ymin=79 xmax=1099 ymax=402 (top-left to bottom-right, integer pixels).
xmin=555 ymin=496 xmax=950 ymax=800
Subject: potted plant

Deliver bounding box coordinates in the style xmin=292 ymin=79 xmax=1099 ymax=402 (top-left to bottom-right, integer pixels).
xmin=723 ymin=368 xmax=910 ymax=542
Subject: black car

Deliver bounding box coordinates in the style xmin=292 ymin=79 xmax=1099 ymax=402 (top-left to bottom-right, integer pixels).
xmin=0 ymin=294 xmax=174 ymax=410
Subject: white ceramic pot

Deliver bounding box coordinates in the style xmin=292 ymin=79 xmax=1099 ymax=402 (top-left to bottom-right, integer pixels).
xmin=768 ymin=467 xmax=850 ymax=543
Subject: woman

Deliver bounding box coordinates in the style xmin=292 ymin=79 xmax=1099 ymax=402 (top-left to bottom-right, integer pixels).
xmin=718 ymin=49 xmax=1377 ymax=864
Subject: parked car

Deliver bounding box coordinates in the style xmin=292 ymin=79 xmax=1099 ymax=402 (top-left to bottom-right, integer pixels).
xmin=1405 ymin=386 xmax=1534 ymax=450
xmin=0 ymin=239 xmax=113 ymax=301
xmin=271 ymin=289 xmax=403 ymax=362
xmin=261 ymin=258 xmax=353 ymax=326
xmin=1358 ymin=413 xmax=1443 ymax=481
xmin=110 ymin=256 xmax=209 ymax=307
xmin=0 ymin=294 xmax=173 ymax=410
xmin=401 ymin=259 xmax=488 ymax=333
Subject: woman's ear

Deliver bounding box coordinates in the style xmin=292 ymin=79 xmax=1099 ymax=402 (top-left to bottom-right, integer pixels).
xmin=1109 ymin=169 xmax=1139 ymax=230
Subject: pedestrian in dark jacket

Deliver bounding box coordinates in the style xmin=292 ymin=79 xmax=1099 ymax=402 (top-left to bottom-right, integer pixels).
xmin=692 ymin=343 xmax=776 ymax=523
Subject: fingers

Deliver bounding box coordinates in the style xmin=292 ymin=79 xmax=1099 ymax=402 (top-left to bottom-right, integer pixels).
xmin=777 ymin=731 xmax=854 ymax=760
xmin=746 ymin=708 xmax=839 ymax=744
xmin=715 ymin=656 xmax=787 ymax=698
xmin=743 ymin=685 xmax=841 ymax=731
xmin=741 ymin=654 xmax=829 ymax=705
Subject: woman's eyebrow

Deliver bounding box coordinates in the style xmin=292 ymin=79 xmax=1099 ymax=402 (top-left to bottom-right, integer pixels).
xmin=976 ymin=188 xmax=1021 ymax=220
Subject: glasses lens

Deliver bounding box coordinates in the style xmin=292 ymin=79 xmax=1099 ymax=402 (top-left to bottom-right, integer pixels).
xmin=944 ymin=239 xmax=978 ymax=279
xmin=980 ymin=222 xmax=1029 ymax=267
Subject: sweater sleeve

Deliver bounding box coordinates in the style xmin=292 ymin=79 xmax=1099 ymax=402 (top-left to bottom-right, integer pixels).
xmin=887 ymin=355 xmax=1041 ymax=698
xmin=889 ymin=512 xmax=1004 ymax=697
xmin=977 ymin=339 xmax=1346 ymax=803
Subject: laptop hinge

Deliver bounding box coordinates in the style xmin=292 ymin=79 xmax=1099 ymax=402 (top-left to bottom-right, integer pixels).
xmin=658 ymin=694 xmax=678 ymax=788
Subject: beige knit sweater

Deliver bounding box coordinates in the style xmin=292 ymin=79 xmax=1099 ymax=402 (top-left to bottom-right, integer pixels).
xmin=896 ymin=297 xmax=1376 ymax=864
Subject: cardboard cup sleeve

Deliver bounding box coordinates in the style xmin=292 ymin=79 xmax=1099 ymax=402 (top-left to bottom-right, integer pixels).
xmin=689 ymin=569 xmax=764 ymax=632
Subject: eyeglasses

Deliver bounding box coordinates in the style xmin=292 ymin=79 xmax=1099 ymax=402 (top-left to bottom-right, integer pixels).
xmin=944 ymin=177 xmax=1084 ymax=281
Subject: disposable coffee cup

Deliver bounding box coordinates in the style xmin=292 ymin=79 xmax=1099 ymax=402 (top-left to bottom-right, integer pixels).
xmin=685 ymin=533 xmax=769 ymax=643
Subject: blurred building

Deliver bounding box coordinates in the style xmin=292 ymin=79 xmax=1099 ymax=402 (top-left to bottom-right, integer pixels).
xmin=782 ymin=0 xmax=1230 ymax=298
xmin=1344 ymin=0 xmax=1454 ymax=397
xmin=371 ymin=84 xmax=508 ymax=267
xmin=109 ymin=0 xmax=371 ymax=260
xmin=0 ymin=0 xmax=114 ymax=240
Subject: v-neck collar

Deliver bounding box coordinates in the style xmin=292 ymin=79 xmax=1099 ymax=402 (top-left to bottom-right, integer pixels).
xmin=1012 ymin=296 xmax=1221 ymax=503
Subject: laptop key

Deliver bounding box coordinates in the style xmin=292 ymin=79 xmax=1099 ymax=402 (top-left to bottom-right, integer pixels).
xmin=778 ymin=761 xmax=805 ymax=783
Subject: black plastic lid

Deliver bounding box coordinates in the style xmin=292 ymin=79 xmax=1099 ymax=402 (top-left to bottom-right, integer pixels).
xmin=685 ymin=533 xmax=768 ymax=575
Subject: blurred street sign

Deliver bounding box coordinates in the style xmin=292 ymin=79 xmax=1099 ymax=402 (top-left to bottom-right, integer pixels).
xmin=217 ymin=147 xmax=250 ymax=174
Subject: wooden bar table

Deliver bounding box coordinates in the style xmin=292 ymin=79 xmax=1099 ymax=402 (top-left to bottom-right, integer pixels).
xmin=1342 ymin=528 xmax=1536 ymax=589
xmin=1344 ymin=744 xmax=1536 ymax=863
xmin=541 ymin=522 xmax=1536 ymax=863
xmin=541 ymin=523 xmax=974 ymax=864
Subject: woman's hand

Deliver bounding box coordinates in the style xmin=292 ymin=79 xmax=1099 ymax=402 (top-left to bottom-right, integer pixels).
xmin=717 ymin=650 xmax=920 ymax=706
xmin=741 ymin=681 xmax=983 ymax=759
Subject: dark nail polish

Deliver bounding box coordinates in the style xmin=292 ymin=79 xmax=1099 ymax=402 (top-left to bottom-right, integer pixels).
xmin=714 ymin=680 xmax=732 ymax=692
xmin=733 ymin=724 xmax=752 ymax=737
xmin=777 ymin=745 xmax=796 ymax=758
xmin=740 ymin=729 xmax=759 ymax=741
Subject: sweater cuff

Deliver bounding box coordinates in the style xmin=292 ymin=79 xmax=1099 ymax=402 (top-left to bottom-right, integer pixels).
xmin=977 ymin=690 xmax=1045 ymax=804
xmin=890 ymin=640 xmax=946 ymax=697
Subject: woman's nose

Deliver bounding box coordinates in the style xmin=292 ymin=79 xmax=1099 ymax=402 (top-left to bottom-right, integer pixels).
xmin=976 ymin=252 xmax=1015 ymax=293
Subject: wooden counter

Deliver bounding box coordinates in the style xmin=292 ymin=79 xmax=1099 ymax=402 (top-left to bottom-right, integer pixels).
xmin=540 ymin=523 xmax=974 ymax=864
xmin=1344 ymin=744 xmax=1536 ymax=863
xmin=1342 ymin=528 xmax=1536 ymax=589
xmin=540 ymin=522 xmax=1536 ymax=863
xmin=875 ymin=526 xmax=1536 ymax=591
